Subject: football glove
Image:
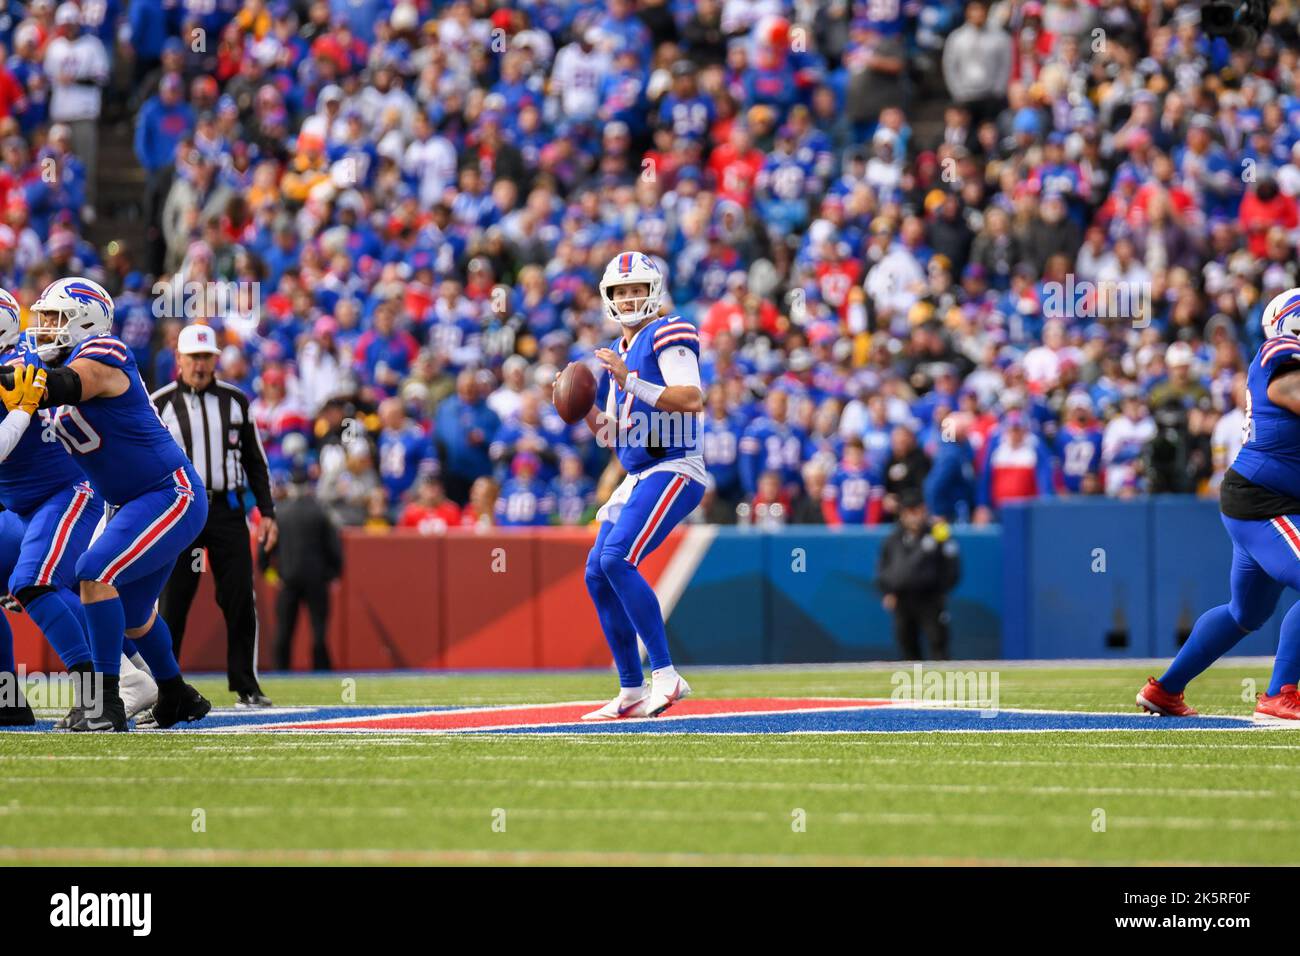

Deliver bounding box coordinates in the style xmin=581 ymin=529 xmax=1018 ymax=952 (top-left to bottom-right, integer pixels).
xmin=0 ymin=364 xmax=46 ymax=414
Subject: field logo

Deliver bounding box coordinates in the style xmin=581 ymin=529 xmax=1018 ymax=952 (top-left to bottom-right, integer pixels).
xmin=50 ymin=886 xmax=151 ymax=936
xmin=890 ymin=664 xmax=1000 ymax=717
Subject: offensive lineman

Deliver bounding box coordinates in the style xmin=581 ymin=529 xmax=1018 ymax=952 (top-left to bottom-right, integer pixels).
xmin=18 ymin=278 xmax=210 ymax=731
xmin=1140 ymin=288 xmax=1300 ymax=720
xmin=580 ymin=251 xmax=705 ymax=719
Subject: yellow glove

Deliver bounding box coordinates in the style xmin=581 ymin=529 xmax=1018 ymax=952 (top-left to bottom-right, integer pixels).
xmin=0 ymin=364 xmax=46 ymax=415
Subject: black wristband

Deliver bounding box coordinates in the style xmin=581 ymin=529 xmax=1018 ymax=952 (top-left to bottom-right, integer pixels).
xmin=40 ymin=366 xmax=82 ymax=408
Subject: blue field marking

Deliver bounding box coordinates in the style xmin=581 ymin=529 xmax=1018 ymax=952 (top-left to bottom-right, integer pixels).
xmin=477 ymin=707 xmax=1262 ymax=734
xmin=0 ymin=702 xmax=1280 ymax=734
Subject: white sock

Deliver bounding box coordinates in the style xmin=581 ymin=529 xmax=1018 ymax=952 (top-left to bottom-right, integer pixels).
xmin=651 ymin=666 xmax=678 ymax=686
xmin=619 ymin=683 xmax=648 ymax=701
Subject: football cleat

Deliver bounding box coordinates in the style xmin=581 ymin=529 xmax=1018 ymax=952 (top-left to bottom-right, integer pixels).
xmin=235 ymin=691 xmax=274 ymax=708
xmin=582 ymin=686 xmax=650 ymax=720
xmin=1136 ymin=676 xmax=1197 ymax=717
xmin=646 ymin=673 xmax=691 ymax=717
xmin=72 ymin=691 xmax=128 ymax=733
xmin=53 ymin=706 xmax=84 ymax=730
xmin=120 ymin=663 xmax=158 ymax=719
xmin=1255 ymin=685 xmax=1300 ymax=721
xmin=151 ymin=682 xmax=211 ymax=729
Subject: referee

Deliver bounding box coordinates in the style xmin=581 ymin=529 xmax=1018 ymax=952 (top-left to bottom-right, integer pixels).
xmin=152 ymin=324 xmax=278 ymax=707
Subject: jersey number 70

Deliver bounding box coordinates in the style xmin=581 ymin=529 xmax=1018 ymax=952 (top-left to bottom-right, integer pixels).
xmin=50 ymin=406 xmax=102 ymax=454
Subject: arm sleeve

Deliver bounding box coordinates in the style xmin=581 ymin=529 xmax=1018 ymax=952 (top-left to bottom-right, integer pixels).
xmin=0 ymin=410 xmax=32 ymax=464
xmin=656 ymin=344 xmax=702 ymax=390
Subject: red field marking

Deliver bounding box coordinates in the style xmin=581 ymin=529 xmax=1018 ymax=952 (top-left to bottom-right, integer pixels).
xmin=279 ymin=697 xmax=891 ymax=732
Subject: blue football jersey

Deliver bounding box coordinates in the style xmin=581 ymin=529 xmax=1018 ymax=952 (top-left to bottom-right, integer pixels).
xmin=1055 ymin=424 xmax=1103 ymax=493
xmin=47 ymin=334 xmax=195 ymax=506
xmin=596 ymin=315 xmax=702 ymax=475
xmin=1233 ymin=337 xmax=1300 ymax=499
xmin=0 ymin=347 xmax=87 ymax=515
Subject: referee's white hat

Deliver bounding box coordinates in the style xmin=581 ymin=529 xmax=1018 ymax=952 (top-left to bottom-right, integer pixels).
xmin=178 ymin=324 xmax=221 ymax=355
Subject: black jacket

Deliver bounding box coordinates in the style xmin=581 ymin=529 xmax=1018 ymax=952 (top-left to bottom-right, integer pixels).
xmin=877 ymin=520 xmax=960 ymax=597
xmin=267 ymin=494 xmax=343 ymax=583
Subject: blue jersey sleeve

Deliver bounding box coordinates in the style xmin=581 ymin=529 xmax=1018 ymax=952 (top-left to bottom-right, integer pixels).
xmin=651 ymin=317 xmax=700 ymax=359
xmin=70 ymin=334 xmax=134 ymax=371
xmin=1259 ymin=338 xmax=1300 ymax=380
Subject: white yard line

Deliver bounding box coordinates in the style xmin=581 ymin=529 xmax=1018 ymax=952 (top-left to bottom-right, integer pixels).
xmin=0 ymin=845 xmax=1224 ymax=866
xmin=2 ymin=773 xmax=1274 ymax=799
xmin=0 ymin=802 xmax=1290 ymax=832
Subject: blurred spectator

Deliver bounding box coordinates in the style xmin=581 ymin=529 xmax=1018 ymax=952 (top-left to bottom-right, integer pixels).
xmin=1102 ymin=389 xmax=1157 ymax=498
xmin=398 ymin=476 xmax=462 ymax=533
xmin=319 ymin=440 xmax=381 ymax=526
xmin=45 ymin=2 xmax=107 ymax=203
xmin=435 ymin=370 xmax=500 ymax=505
xmin=789 ymin=461 xmax=828 ymax=524
xmin=824 ymin=436 xmax=883 ymax=525
xmin=883 ymin=425 xmax=931 ymax=520
xmin=975 ymin=410 xmax=1053 ymax=520
xmin=941 ymin=0 xmax=1010 ymax=124
xmin=460 ymin=475 xmax=499 ymax=529
xmin=495 ymin=451 xmax=554 ymax=527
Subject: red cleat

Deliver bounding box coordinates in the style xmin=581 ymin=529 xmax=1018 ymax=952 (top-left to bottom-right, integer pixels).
xmin=1137 ymin=677 xmax=1198 ymax=717
xmin=1255 ymin=685 xmax=1300 ymax=721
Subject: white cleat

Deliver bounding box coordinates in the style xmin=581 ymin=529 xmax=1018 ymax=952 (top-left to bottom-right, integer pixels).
xmin=582 ymin=687 xmax=651 ymax=720
xmin=120 ymin=658 xmax=159 ymax=720
xmin=646 ymin=674 xmax=691 ymax=717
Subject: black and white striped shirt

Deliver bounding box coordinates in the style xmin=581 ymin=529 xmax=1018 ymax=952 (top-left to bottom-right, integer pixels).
xmin=151 ymin=378 xmax=276 ymax=517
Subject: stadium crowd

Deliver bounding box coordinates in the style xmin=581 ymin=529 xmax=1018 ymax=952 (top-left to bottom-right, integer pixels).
xmin=0 ymin=0 xmax=1292 ymax=529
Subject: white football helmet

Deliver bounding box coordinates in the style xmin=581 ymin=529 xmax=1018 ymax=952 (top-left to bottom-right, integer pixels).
xmin=26 ymin=277 xmax=114 ymax=362
xmin=599 ymin=251 xmax=663 ymax=327
xmin=0 ymin=288 xmax=20 ymax=352
xmin=1261 ymin=287 xmax=1300 ymax=339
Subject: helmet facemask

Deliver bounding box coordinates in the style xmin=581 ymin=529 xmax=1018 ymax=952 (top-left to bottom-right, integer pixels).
xmin=26 ymin=304 xmax=76 ymax=363
xmin=602 ymin=279 xmax=661 ymax=328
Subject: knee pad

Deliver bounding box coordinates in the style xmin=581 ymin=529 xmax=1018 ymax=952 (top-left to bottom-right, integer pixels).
xmin=12 ymin=584 xmax=55 ymax=610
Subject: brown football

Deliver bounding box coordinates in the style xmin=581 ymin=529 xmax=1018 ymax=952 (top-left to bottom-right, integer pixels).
xmin=553 ymin=361 xmax=597 ymax=424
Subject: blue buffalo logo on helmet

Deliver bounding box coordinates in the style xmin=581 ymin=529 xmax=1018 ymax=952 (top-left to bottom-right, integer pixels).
xmin=63 ymin=281 xmax=114 ymax=320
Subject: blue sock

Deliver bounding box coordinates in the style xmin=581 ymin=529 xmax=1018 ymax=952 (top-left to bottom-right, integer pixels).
xmin=585 ymin=561 xmax=644 ymax=688
xmin=82 ymin=597 xmax=124 ymax=675
xmin=1268 ymin=601 xmax=1300 ymax=695
xmin=598 ymin=550 xmax=673 ymax=673
xmin=1160 ymin=605 xmax=1248 ymax=693
xmin=25 ymin=592 xmax=90 ymax=668
xmin=127 ymin=615 xmax=180 ymax=682
xmin=0 ymin=608 xmax=13 ymax=673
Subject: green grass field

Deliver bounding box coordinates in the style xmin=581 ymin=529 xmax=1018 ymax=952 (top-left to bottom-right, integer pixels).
xmin=1 ymin=663 xmax=1297 ymax=866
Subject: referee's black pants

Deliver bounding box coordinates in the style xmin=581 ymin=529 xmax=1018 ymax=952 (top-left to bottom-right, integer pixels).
xmin=159 ymin=497 xmax=262 ymax=695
